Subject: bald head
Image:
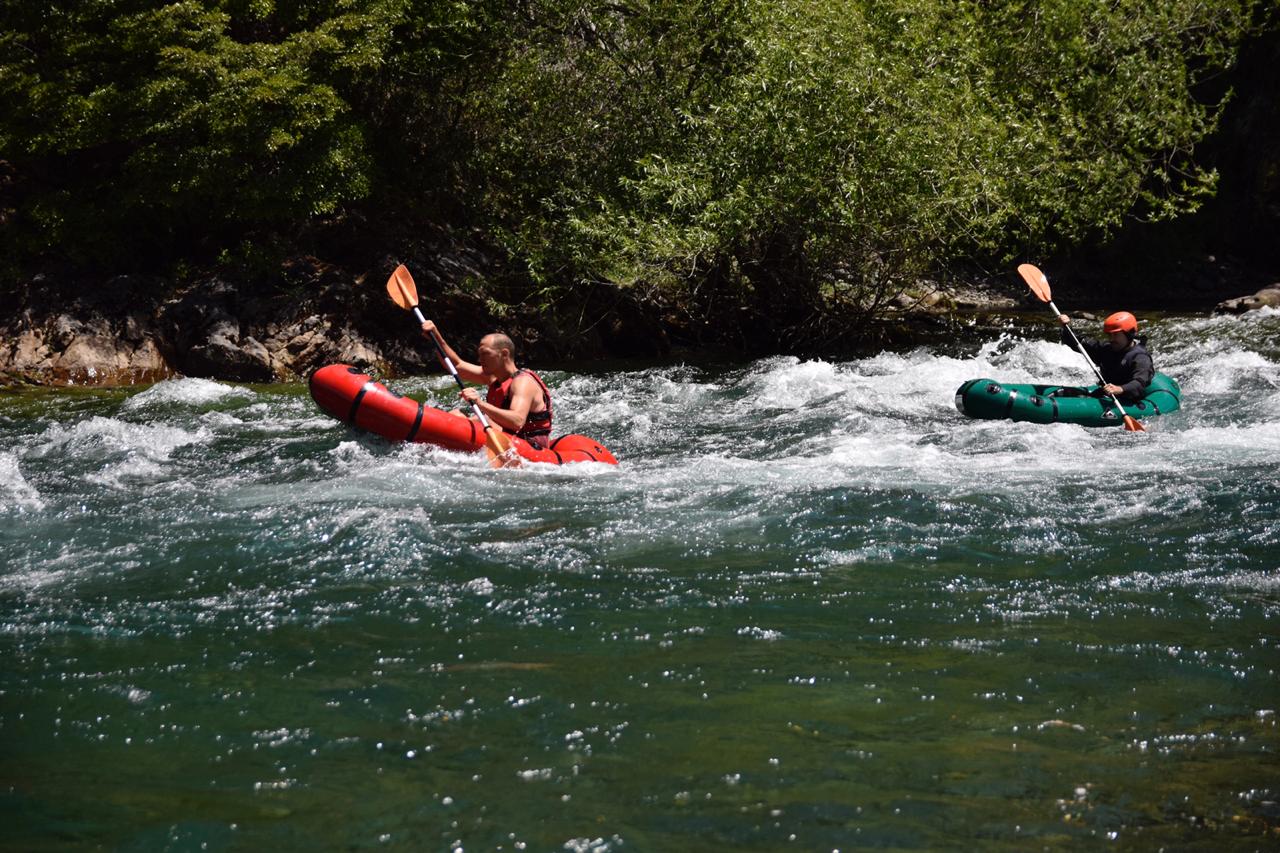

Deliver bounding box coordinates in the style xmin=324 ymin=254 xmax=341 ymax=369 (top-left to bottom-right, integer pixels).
xmin=481 ymin=333 xmax=515 ymax=359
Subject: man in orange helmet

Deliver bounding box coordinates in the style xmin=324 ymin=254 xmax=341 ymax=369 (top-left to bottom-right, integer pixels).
xmin=1057 ymin=311 xmax=1154 ymax=400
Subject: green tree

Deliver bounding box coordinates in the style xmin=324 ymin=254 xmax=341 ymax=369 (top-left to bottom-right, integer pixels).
xmin=0 ymin=0 xmax=396 ymax=267
xmin=470 ymin=0 xmax=1259 ymax=341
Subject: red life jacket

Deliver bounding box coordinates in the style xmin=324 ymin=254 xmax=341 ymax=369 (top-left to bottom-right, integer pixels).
xmin=486 ymin=368 xmax=553 ymax=447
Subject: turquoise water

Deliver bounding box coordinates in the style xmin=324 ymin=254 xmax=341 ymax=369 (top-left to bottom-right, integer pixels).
xmin=3 ymin=311 xmax=1278 ymax=850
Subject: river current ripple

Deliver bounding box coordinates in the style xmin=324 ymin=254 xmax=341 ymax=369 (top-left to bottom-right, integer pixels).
xmin=2 ymin=311 xmax=1278 ymax=850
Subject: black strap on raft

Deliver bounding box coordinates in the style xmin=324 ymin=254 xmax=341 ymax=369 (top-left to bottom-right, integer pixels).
xmin=347 ymin=381 xmax=376 ymax=424
xmin=550 ymin=436 xmax=597 ymax=463
xmin=406 ymin=402 xmax=425 ymax=442
xmin=1050 ymin=387 xmax=1087 ymax=399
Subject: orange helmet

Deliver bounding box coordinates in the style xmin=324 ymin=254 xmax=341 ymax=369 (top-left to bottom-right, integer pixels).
xmin=1103 ymin=311 xmax=1138 ymax=334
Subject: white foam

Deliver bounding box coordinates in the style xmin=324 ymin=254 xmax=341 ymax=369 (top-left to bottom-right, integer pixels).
xmin=327 ymin=439 xmax=375 ymax=463
xmin=737 ymin=625 xmax=784 ymax=641
xmin=1163 ymin=305 xmax=1280 ymax=337
xmin=1168 ymin=420 xmax=1280 ymax=461
xmin=464 ymin=577 xmax=496 ymax=596
xmin=744 ymin=356 xmax=846 ymax=409
xmin=0 ymin=451 xmax=44 ymax=511
xmin=1177 ymin=349 xmax=1278 ymax=396
xmin=33 ymin=415 xmax=203 ymax=459
xmin=544 ymin=326 xmax=1280 ymax=508
xmin=122 ymin=377 xmax=255 ymax=412
xmin=28 ymin=416 xmax=208 ymax=489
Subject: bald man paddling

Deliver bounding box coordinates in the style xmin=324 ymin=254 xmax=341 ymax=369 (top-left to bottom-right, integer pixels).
xmin=421 ymin=322 xmax=554 ymax=449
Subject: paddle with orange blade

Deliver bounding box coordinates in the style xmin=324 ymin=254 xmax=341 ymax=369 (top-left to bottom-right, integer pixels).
xmin=386 ymin=264 xmax=522 ymax=467
xmin=1018 ymin=263 xmax=1145 ymax=432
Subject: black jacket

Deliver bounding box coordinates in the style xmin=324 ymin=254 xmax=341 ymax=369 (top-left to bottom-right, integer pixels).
xmin=1061 ymin=328 xmax=1154 ymax=399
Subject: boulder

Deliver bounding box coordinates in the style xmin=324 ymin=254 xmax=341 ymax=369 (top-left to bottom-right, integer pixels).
xmin=1214 ymin=285 xmax=1280 ymax=314
xmin=8 ymin=328 xmax=51 ymax=370
xmin=184 ymin=323 xmax=276 ymax=382
xmin=160 ymin=279 xmax=276 ymax=382
xmin=1 ymin=290 xmax=176 ymax=384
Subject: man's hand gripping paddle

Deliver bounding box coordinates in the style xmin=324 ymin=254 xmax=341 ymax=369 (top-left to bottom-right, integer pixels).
xmin=386 ymin=264 xmax=523 ymax=467
xmin=1018 ymin=263 xmax=1145 ymax=432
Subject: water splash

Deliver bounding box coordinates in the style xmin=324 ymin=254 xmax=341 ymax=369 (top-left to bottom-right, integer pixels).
xmin=0 ymin=451 xmax=43 ymax=511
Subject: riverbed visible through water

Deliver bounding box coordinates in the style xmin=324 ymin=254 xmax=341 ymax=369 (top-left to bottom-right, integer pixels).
xmin=2 ymin=311 xmax=1278 ymax=850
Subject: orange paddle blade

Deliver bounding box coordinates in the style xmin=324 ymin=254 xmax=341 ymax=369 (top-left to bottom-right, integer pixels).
xmin=1123 ymin=415 xmax=1146 ymax=433
xmin=1018 ymin=263 xmax=1052 ymax=303
xmin=386 ymin=264 xmax=419 ymax=310
xmin=483 ymin=428 xmax=522 ymax=469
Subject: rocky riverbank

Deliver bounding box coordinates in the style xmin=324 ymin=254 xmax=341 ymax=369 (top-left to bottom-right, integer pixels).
xmin=1 ymin=230 xmax=674 ymax=387
xmin=3 ymin=247 xmax=1275 ymax=389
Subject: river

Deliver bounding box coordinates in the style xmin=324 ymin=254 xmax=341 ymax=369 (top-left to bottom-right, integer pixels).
xmin=2 ymin=310 xmax=1277 ymax=850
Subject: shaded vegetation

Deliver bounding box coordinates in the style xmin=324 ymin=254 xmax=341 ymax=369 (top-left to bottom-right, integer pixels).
xmin=2 ymin=0 xmax=1274 ymax=342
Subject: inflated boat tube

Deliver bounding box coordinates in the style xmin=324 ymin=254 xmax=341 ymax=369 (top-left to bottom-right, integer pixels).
xmin=310 ymin=364 xmax=618 ymax=464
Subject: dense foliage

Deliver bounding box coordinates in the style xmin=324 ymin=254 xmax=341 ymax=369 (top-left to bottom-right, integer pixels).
xmin=1 ymin=0 xmax=1268 ymax=325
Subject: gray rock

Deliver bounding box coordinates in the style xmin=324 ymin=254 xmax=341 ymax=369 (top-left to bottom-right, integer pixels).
xmin=8 ymin=328 xmax=48 ymax=368
xmin=2 ymin=292 xmax=174 ymax=384
xmin=185 ymin=323 xmax=275 ymax=382
xmin=1214 ymin=285 xmax=1280 ymax=314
